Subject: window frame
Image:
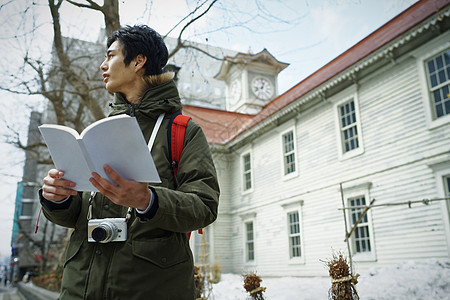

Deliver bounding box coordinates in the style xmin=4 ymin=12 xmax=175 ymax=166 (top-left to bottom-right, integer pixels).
xmin=282 ymin=200 xmax=305 ymax=264
xmin=241 ymin=150 xmax=253 ymax=194
xmin=20 ymin=199 xmax=34 ymax=219
xmin=444 ymin=175 xmax=450 ymax=229
xmin=245 ymin=221 xmax=255 ymax=262
xmin=287 ymin=211 xmax=303 ymax=259
xmin=424 ymin=50 xmax=450 ymax=120
xmin=240 ymin=212 xmax=257 ymax=266
xmin=428 ymin=160 xmax=450 ymax=257
xmin=414 ymin=32 xmax=450 ymax=129
xmin=334 ymin=95 xmax=365 ymax=160
xmin=280 ymin=126 xmax=298 ymax=180
xmin=444 ymin=175 xmax=450 ymax=256
xmin=343 ymin=183 xmax=376 ymax=261
xmin=348 ymin=196 xmax=372 ymax=255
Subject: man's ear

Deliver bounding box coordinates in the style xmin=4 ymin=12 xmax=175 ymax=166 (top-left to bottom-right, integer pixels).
xmin=134 ymin=54 xmax=147 ymax=70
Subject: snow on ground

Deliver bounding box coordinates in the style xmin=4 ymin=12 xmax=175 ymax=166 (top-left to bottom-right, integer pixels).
xmin=212 ymin=259 xmax=450 ymax=299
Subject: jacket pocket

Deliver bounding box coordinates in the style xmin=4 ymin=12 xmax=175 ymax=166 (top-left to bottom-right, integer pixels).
xmin=132 ymin=233 xmax=189 ymax=269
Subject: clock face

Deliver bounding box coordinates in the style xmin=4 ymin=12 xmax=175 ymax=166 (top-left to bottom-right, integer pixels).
xmin=252 ymin=76 xmax=273 ymax=100
xmin=230 ymin=79 xmax=241 ymax=105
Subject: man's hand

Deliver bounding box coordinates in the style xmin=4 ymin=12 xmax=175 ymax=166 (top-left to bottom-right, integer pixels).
xmin=42 ymin=169 xmax=77 ymax=201
xmin=89 ymin=164 xmax=151 ymax=211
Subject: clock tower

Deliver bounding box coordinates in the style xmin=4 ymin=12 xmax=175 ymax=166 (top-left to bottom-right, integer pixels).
xmin=215 ymin=48 xmax=289 ymax=114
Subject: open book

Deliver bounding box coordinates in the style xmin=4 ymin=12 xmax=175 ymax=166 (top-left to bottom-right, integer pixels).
xmin=39 ymin=114 xmax=161 ymax=192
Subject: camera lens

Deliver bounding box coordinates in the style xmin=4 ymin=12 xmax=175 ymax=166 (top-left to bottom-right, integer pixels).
xmin=91 ymin=222 xmax=118 ymax=243
xmin=91 ymin=227 xmax=108 ymax=242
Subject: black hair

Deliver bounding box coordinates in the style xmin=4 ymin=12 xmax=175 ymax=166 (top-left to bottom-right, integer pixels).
xmin=107 ymin=25 xmax=168 ymax=76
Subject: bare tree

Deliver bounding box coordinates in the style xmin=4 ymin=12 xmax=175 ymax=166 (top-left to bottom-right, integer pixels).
xmin=65 ymin=0 xmax=120 ymax=37
xmin=0 ymin=0 xmax=302 ymax=278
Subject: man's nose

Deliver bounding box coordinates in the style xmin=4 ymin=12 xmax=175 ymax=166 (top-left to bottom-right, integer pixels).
xmin=100 ymin=60 xmax=107 ymax=71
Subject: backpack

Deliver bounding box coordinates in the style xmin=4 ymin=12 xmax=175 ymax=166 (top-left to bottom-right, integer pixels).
xmin=167 ymin=112 xmax=203 ymax=239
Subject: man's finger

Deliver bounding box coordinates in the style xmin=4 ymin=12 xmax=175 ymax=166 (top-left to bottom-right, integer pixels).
xmin=103 ymin=164 xmax=125 ymax=185
xmin=90 ymin=171 xmax=121 ymax=200
xmin=48 ymin=169 xmax=64 ymax=178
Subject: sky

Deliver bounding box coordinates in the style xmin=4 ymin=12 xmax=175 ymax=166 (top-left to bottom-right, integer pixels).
xmin=0 ymin=0 xmax=419 ymax=260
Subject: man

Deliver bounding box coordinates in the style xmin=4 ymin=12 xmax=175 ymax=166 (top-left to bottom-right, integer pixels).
xmin=40 ymin=25 xmax=220 ymax=300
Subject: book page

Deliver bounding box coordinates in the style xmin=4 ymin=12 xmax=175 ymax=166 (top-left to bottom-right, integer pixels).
xmin=39 ymin=126 xmax=96 ymax=191
xmin=39 ymin=124 xmax=81 ymax=139
xmin=79 ymin=114 xmax=129 ymax=138
xmin=81 ymin=115 xmax=161 ymax=185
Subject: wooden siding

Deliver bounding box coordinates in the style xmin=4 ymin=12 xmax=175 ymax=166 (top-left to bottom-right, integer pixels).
xmin=213 ymin=33 xmax=450 ymax=276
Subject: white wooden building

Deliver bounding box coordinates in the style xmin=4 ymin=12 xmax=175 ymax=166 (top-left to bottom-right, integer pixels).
xmin=185 ymin=0 xmax=450 ymax=276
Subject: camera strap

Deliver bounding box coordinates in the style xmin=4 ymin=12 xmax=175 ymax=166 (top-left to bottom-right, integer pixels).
xmin=87 ymin=191 xmax=132 ymax=222
xmin=86 ymin=113 xmax=165 ymax=222
xmin=87 ymin=191 xmax=96 ymax=221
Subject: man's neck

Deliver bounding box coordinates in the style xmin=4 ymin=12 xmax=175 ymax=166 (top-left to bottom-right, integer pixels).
xmin=126 ymin=95 xmax=142 ymax=104
xmin=122 ymin=77 xmax=149 ymax=104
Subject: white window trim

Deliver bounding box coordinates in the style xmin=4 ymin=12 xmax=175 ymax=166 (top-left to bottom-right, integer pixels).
xmin=428 ymin=160 xmax=450 ymax=257
xmin=342 ymin=182 xmax=376 ymax=262
xmin=413 ymin=31 xmax=450 ymax=129
xmin=241 ymin=150 xmax=254 ymax=194
xmin=334 ymin=94 xmax=365 ymax=160
xmin=282 ymin=200 xmax=305 ymax=264
xmin=280 ymin=126 xmax=299 ymax=180
xmin=240 ymin=212 xmax=257 ymax=266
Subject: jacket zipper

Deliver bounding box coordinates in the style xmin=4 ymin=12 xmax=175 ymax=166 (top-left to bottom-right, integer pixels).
xmin=128 ymin=103 xmax=137 ymax=117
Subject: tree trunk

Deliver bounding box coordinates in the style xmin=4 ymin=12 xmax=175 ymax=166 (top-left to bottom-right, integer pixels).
xmin=49 ymin=0 xmax=106 ymax=122
xmin=103 ymin=0 xmax=120 ymax=37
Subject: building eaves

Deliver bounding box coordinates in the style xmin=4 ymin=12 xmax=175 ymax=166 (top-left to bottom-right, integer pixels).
xmin=228 ymin=0 xmax=450 ymax=146
xmin=184 ymin=0 xmax=450 ymax=148
xmin=214 ymin=48 xmax=289 ymax=81
xmin=182 ymin=105 xmax=254 ymax=146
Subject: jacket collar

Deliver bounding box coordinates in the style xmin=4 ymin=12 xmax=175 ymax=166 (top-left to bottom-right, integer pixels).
xmin=109 ymin=72 xmax=182 ymax=118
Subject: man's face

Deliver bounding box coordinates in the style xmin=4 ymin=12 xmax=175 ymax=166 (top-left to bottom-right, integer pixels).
xmin=100 ymin=41 xmax=138 ymax=95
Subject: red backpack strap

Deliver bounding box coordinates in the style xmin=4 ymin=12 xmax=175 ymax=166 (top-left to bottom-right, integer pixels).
xmin=167 ymin=112 xmax=191 ymax=188
xmin=168 ymin=112 xmax=203 ymax=240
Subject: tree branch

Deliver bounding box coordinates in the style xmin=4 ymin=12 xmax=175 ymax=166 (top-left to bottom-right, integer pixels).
xmin=178 ymin=0 xmax=218 ymax=41
xmin=167 ymin=0 xmax=219 ymax=60
xmin=65 ymin=0 xmax=103 ymax=12
xmin=164 ymin=0 xmax=210 ymax=39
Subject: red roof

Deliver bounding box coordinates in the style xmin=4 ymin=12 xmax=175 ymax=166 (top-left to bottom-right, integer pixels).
xmin=182 ymin=105 xmax=254 ymax=144
xmin=184 ymin=0 xmax=450 ymax=145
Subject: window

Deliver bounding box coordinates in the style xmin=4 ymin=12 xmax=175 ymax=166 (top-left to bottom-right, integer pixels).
xmin=427 ymin=161 xmax=450 ymax=255
xmin=20 ymin=200 xmax=34 ymax=218
xmin=245 ymin=221 xmax=255 ymax=262
xmin=242 ymin=153 xmax=252 ymax=191
xmin=349 ymin=196 xmax=371 ymax=254
xmin=425 ymin=50 xmax=450 ymax=119
xmin=288 ymin=211 xmax=302 ymax=258
xmin=282 ymin=200 xmax=304 ymax=263
xmin=282 ymin=130 xmax=296 ymax=175
xmin=445 ymin=176 xmax=450 ymax=221
xmin=445 ymin=176 xmax=450 ymax=196
xmin=339 ymin=100 xmax=359 ymax=153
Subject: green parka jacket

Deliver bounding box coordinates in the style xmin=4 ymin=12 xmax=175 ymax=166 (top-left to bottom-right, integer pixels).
xmin=40 ymin=74 xmax=220 ymax=300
